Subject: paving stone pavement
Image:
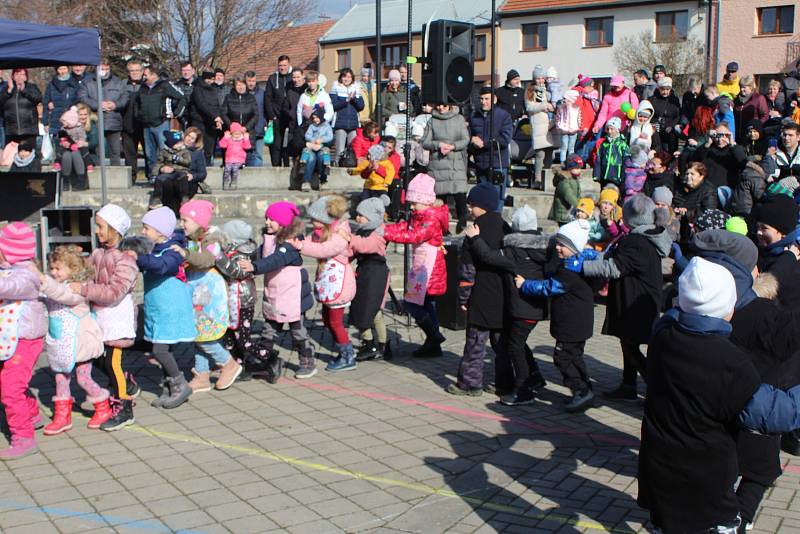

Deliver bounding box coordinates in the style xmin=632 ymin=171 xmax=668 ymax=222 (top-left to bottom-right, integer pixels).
xmin=1 ymin=304 xmax=799 ymax=533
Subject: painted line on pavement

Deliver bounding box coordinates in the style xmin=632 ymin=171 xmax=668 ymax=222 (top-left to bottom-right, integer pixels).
xmin=0 ymin=499 xmax=200 ymax=533
xmin=283 ymin=379 xmax=640 ymax=447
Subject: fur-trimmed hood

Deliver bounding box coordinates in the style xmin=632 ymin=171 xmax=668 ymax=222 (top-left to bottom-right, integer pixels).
xmin=503 ymin=231 xmax=551 ymax=250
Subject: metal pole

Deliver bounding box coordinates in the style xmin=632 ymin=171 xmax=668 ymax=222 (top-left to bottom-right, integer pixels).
xmin=375 ymin=0 xmax=382 ymax=129
xmin=96 ymin=29 xmax=107 ymax=205
xmin=401 ymin=0 xmax=413 ymax=315
xmin=488 ymin=0 xmax=496 ymax=195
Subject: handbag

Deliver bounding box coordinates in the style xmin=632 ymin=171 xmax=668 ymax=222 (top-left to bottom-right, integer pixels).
xmin=338 ymin=146 xmax=357 ymax=168
xmin=264 ymin=121 xmax=274 ymax=145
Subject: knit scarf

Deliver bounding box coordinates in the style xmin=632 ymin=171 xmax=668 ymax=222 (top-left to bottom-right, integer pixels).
xmin=654 ymin=307 xmax=732 ymax=338
xmin=13 ymin=151 xmax=35 ymax=168
xmin=762 ymin=230 xmax=799 ymax=257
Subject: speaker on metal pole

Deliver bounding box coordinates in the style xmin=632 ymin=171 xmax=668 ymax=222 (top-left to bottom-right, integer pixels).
xmin=421 ymin=20 xmax=475 ymax=105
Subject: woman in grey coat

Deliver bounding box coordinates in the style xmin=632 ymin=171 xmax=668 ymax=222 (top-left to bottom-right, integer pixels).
xmin=421 ymin=104 xmax=470 ymax=227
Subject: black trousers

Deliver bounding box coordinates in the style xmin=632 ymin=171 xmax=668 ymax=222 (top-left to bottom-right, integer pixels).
xmin=122 ymin=129 xmax=144 ymax=181
xmin=497 ymin=319 xmax=541 ymax=392
xmin=269 ymin=119 xmax=290 ymax=167
xmin=553 ymin=340 xmax=590 ymax=393
xmin=222 ymin=306 xmax=255 ymax=360
xmin=621 ymin=340 xmax=647 ymax=385
xmin=436 ymin=192 xmax=467 ymax=229
xmin=193 ymin=122 xmax=220 ymax=164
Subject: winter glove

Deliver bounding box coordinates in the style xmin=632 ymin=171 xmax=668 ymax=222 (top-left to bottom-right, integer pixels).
xmin=564 ymin=249 xmax=599 ymax=273
xmin=70 ymin=143 xmax=78 ymax=152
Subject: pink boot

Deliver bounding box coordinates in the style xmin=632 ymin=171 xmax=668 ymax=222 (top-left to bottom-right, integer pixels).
xmin=0 ymin=436 xmax=37 ymax=460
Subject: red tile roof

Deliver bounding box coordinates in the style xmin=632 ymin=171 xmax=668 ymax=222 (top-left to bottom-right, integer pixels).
xmin=499 ymin=0 xmax=658 ymax=14
xmin=221 ymin=20 xmax=335 ymax=79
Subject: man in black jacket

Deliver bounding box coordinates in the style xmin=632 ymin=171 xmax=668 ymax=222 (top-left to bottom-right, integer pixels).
xmin=190 ymin=71 xmax=224 ymax=164
xmin=469 ymin=87 xmax=514 ymax=208
xmin=135 ymin=64 xmax=185 ymax=181
xmin=283 ymin=69 xmax=307 ymax=161
xmin=495 ymin=70 xmax=526 ymax=122
xmin=650 ymin=77 xmax=681 ymax=153
xmin=174 ymin=61 xmax=197 ymax=129
xmin=264 ymin=55 xmax=292 ymax=166
xmin=122 ymin=60 xmax=145 ymax=183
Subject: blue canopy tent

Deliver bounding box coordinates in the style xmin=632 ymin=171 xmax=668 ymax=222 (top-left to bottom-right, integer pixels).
xmin=0 ymin=18 xmax=108 ymax=202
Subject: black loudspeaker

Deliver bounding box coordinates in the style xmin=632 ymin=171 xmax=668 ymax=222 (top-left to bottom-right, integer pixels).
xmin=422 ymin=20 xmax=475 ymax=105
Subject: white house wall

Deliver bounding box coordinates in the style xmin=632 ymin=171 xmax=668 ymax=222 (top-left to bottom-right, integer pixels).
xmin=499 ymin=2 xmax=706 ymax=85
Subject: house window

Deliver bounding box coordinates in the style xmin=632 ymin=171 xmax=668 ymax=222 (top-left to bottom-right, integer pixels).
xmin=521 ymin=22 xmax=548 ymax=51
xmin=758 ymin=6 xmax=794 ymax=35
xmin=337 ymin=49 xmax=351 ymax=71
xmin=475 ymin=34 xmax=487 ymax=61
xmin=585 ymin=17 xmax=614 ymax=47
xmin=655 ymin=10 xmax=689 ymax=42
xmin=368 ymin=44 xmax=408 ymax=77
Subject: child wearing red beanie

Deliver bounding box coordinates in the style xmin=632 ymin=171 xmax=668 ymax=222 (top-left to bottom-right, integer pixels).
xmin=176 ymin=200 xmax=242 ymax=391
xmin=0 ymin=222 xmax=47 ymax=460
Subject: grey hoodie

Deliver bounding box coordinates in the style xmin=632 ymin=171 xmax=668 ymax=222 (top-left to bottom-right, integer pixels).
xmin=583 ymin=225 xmax=672 ymax=279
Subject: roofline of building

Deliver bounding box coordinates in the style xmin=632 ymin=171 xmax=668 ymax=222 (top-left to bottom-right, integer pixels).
xmin=320 ymin=23 xmax=492 ymax=45
xmin=498 ymin=0 xmax=704 ymax=17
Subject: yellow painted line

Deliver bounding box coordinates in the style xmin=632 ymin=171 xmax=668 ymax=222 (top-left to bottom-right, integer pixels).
xmin=122 ymin=423 xmax=636 ymax=533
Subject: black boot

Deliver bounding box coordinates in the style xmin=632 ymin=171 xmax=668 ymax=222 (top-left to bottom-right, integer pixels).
xmin=379 ymin=341 xmax=392 ymax=361
xmin=265 ymin=350 xmax=284 ymax=384
xmin=355 ymin=339 xmax=378 ymax=361
xmin=246 ymin=349 xmax=277 ymax=374
xmin=781 ymin=431 xmax=800 ymax=456
xmin=413 ymin=317 xmax=445 ymax=358
xmin=100 ymin=398 xmax=135 ymax=431
xmin=73 ymin=173 xmax=88 ymax=191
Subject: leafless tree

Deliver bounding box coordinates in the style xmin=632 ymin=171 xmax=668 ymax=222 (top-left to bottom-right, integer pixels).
xmin=614 ymin=31 xmax=705 ymax=94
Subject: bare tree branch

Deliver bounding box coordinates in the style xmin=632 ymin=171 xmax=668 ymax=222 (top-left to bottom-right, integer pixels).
xmin=614 ymin=31 xmax=705 ymax=95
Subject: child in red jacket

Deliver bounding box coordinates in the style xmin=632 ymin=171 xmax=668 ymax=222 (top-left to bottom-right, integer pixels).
xmin=384 ymin=174 xmax=449 ymax=357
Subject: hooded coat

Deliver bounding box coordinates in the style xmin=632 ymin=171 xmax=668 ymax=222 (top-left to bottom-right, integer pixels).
xmin=629 ymin=100 xmax=660 ymax=151
xmin=460 ymin=211 xmax=507 ymax=329
xmin=583 ymin=226 xmax=672 ymax=343
xmin=421 ymin=108 xmax=470 ymax=195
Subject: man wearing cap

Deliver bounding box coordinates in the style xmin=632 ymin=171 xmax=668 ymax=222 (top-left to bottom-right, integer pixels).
xmin=496 ymin=69 xmax=526 ymax=122
xmin=717 ymin=61 xmax=741 ymax=98
xmin=633 ymin=69 xmax=657 ymax=102
xmin=469 ymin=87 xmax=513 ymax=209
xmin=592 ymin=74 xmax=639 ymax=133
xmin=650 ymin=76 xmax=681 ymax=153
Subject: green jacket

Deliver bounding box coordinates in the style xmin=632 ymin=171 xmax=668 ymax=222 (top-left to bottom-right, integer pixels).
xmin=592 ymin=135 xmax=628 ymax=187
xmin=548 ymin=172 xmax=581 ymax=224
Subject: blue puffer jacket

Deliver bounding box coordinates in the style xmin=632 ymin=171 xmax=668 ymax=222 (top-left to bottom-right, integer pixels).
xmin=43 ymin=75 xmax=80 ymax=131
xmin=330 ymin=82 xmax=364 ymax=132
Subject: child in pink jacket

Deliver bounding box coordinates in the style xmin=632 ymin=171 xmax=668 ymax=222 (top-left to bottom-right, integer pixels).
xmin=0 ymin=222 xmax=47 ymax=460
xmin=239 ymin=202 xmax=316 ymax=378
xmin=40 ymin=245 xmax=108 ymax=436
xmin=294 ymin=195 xmax=357 ymax=372
xmin=218 ymin=121 xmax=251 ymax=191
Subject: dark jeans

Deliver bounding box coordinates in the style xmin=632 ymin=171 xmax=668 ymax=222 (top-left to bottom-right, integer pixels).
xmin=122 ymin=129 xmax=144 ymax=181
xmin=553 ymin=340 xmax=590 ymax=393
xmin=269 ymin=119 xmax=290 ymax=167
xmin=104 ymin=130 xmax=122 ymax=165
xmin=405 ymin=296 xmax=439 ymax=330
xmin=458 ymin=326 xmax=503 ymax=390
xmin=621 ymin=341 xmax=647 ymax=386
xmin=497 ymin=319 xmax=541 ymax=392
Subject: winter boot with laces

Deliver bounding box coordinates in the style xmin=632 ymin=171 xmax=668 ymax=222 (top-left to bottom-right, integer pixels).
xmin=295 ymin=345 xmax=317 ymax=379
xmin=44 ymin=397 xmax=73 ymax=436
xmin=101 ymin=398 xmax=135 ymax=431
xmin=87 ymin=398 xmax=113 ymax=429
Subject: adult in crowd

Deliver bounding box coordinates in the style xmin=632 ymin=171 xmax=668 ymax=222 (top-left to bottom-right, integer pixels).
xmin=633 ymin=69 xmax=657 ymax=102
xmin=79 ymin=61 xmax=129 ymax=166
xmin=650 ymin=77 xmax=681 ymax=153
xmin=154 ymin=127 xmax=207 ymax=215
xmin=329 ymin=68 xmax=364 ymax=164
xmin=469 ymin=87 xmax=513 ymax=209
xmin=717 ymin=61 xmax=741 ymax=98
xmin=495 ymin=69 xmax=526 ymax=122
xmin=222 ymin=75 xmax=258 ymax=134
xmin=572 ymin=75 xmax=600 ymax=162
xmin=380 ymin=70 xmax=408 ymax=117
xmin=399 ymin=65 xmax=422 ymax=116
xmin=122 ymin=60 xmax=145 ymax=183
xmin=264 ymin=55 xmax=293 ymax=167
xmin=135 ymin=64 xmax=186 ymax=182
xmin=71 ymin=65 xmax=87 ymax=86
xmin=212 ymin=68 xmax=230 ymax=106
xmin=175 ymin=62 xmax=197 ymax=129
xmin=60 ymin=103 xmax=99 ymax=191
xmin=763 ymin=121 xmax=800 ymax=180
xmin=42 ymin=66 xmax=79 ymax=148
xmin=651 ymin=64 xmax=667 ymax=84
xmin=679 ymin=76 xmax=708 ymax=133
xmin=190 ymin=71 xmax=224 ymax=164
xmin=0 ymin=68 xmax=41 ymax=145
xmin=525 ymin=65 xmax=555 ymax=186
xmin=582 ymin=194 xmax=672 ymax=400
xmin=592 ymin=74 xmax=639 ymax=134
xmin=673 ymin=162 xmax=718 ymax=240
xmin=245 ymin=71 xmax=266 ymax=167
xmin=764 ymin=79 xmax=787 ymax=126
xmin=421 ymin=103 xmax=470 ymax=227
xmin=783 ymin=59 xmax=800 ymax=101
xmin=357 ymin=67 xmax=376 ymax=124
xmin=690 ymin=122 xmax=747 ymax=191
xmin=734 ymin=75 xmax=770 ymax=143
xmin=284 ymin=68 xmax=307 ymax=161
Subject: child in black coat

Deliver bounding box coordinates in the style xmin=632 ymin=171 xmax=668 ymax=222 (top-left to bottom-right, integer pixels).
xmin=514 ymin=219 xmax=597 ymax=412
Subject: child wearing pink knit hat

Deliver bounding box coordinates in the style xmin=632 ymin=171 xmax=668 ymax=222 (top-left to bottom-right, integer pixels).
xmin=175 ymin=200 xmax=242 ymax=392
xmin=384 ymin=175 xmax=450 ymax=357
xmin=238 ymin=201 xmax=316 ymax=378
xmin=219 ymin=122 xmax=251 ymax=190
xmin=0 ymin=222 xmax=48 ymax=460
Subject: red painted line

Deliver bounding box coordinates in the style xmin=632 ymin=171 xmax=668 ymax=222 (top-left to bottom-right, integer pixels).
xmin=281 ymin=379 xmax=640 ymax=447
xmin=783 ymin=464 xmax=800 ymax=474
